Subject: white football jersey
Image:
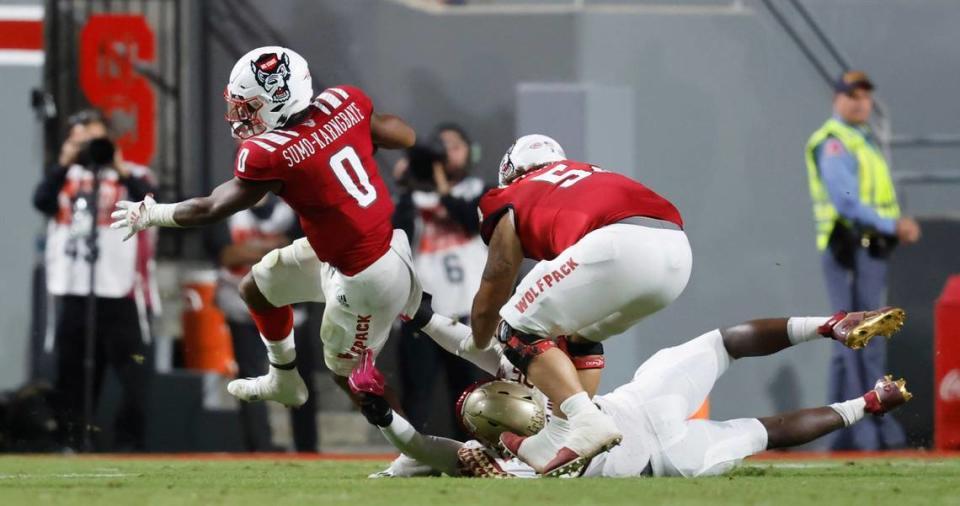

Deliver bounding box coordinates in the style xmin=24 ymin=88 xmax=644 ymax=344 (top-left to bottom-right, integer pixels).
xmin=45 ymin=165 xmax=138 ymax=297
xmin=411 ymin=176 xmax=486 ymax=317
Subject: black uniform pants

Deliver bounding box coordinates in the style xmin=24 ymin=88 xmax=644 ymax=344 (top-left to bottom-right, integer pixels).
xmin=54 ymin=295 xmax=148 ymax=450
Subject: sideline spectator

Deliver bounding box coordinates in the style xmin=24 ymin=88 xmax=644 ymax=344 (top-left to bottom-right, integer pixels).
xmin=32 ymin=109 xmax=155 ymax=451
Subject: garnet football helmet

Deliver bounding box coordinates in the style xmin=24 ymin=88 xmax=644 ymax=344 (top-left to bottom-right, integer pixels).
xmin=456 ymin=380 xmax=545 ymax=447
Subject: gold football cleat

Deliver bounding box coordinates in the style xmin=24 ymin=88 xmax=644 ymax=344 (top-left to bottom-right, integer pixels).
xmin=822 ymin=307 xmax=906 ymax=350
xmin=865 ymin=375 xmax=912 ymax=415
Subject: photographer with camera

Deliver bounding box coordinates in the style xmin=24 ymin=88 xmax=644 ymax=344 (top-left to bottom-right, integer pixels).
xmin=32 ymin=109 xmax=156 ymax=451
xmin=392 ymin=123 xmax=491 ymax=440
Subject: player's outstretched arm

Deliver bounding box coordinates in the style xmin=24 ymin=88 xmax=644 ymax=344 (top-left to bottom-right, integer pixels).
xmin=378 ymin=412 xmax=464 ymax=477
xmin=419 ymin=313 xmax=504 ymax=376
xmin=349 ymin=351 xmax=463 ymax=476
xmin=110 ymin=177 xmax=279 ymax=239
xmin=371 ymin=113 xmax=416 ymax=150
xmin=172 ymin=177 xmax=279 ymax=226
xmin=471 ymin=212 xmax=524 ymax=349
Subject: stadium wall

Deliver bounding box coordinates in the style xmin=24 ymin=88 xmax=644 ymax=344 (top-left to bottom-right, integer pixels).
xmin=1 ymin=0 xmax=954 ymax=447
xmin=193 ymin=0 xmax=960 ymax=445
xmin=0 ymin=0 xmax=43 ymax=391
xmin=0 ymin=0 xmax=945 ymax=446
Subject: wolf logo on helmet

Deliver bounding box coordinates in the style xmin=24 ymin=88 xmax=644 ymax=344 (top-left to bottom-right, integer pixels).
xmin=497 ymin=144 xmax=516 ymax=187
xmin=250 ymin=52 xmax=292 ymax=103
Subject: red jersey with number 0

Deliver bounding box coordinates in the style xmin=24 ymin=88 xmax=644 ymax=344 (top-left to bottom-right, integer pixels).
xmin=478 ymin=161 xmax=683 ymax=261
xmin=233 ymin=85 xmax=394 ymax=275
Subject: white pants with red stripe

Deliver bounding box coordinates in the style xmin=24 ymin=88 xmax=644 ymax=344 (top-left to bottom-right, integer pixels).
xmin=499 ymin=223 xmax=692 ymax=342
xmin=252 ymin=229 xmax=421 ymax=376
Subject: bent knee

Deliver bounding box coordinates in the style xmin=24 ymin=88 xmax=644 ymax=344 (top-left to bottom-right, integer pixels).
xmin=239 ymin=273 xmax=273 ymax=311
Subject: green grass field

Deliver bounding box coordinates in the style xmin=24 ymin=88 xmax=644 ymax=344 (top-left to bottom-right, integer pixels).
xmin=0 ymin=456 xmax=957 ymax=506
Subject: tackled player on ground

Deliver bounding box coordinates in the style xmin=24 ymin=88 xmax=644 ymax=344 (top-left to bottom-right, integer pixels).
xmin=354 ymin=301 xmax=910 ymax=478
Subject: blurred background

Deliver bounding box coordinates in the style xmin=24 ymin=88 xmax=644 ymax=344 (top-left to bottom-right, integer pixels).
xmin=1 ymin=0 xmax=958 ymax=454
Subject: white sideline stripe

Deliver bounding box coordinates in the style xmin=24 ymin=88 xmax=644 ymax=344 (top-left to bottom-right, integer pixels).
xmin=250 ymin=139 xmax=275 ymax=152
xmin=330 ymin=87 xmax=349 ymax=99
xmin=0 ymin=5 xmax=43 ymax=20
xmin=744 ymin=462 xmax=844 ymax=469
xmin=317 ymin=92 xmax=342 ymax=109
xmin=0 ymin=472 xmax=137 ymax=479
xmin=256 ymin=132 xmax=294 ymax=146
xmin=0 ymin=50 xmax=43 ymax=66
xmin=745 ymin=461 xmax=953 ymax=469
xmin=316 ymin=103 xmax=331 ymax=114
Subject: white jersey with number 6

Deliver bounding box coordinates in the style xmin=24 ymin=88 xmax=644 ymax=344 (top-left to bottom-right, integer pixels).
xmin=411 ymin=176 xmax=487 ymax=318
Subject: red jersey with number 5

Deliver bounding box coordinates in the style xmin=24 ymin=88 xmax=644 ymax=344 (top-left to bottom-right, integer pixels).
xmin=478 ymin=161 xmax=683 ymax=261
xmin=233 ymin=85 xmax=393 ymax=275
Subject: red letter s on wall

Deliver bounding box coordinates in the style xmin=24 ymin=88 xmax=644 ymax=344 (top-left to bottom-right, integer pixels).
xmin=79 ymin=14 xmax=156 ymax=166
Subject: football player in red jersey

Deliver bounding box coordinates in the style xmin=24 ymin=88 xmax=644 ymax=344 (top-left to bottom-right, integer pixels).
xmin=467 ymin=134 xmax=693 ymax=475
xmin=111 ymin=46 xmax=422 ymax=407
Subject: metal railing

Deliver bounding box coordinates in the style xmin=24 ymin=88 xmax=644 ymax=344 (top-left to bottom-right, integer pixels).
xmin=759 ymin=0 xmax=960 ymax=196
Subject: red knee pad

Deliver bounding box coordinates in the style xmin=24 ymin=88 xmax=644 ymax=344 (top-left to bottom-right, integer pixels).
xmin=557 ymin=336 xmax=606 ymax=370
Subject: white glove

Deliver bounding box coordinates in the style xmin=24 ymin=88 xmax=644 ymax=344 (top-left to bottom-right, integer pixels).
xmin=110 ymin=195 xmax=178 ymax=240
xmin=458 ymin=335 xmax=493 ymax=357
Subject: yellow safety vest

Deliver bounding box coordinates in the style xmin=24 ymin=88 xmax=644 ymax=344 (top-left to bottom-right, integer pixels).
xmin=804 ymin=118 xmax=900 ymax=250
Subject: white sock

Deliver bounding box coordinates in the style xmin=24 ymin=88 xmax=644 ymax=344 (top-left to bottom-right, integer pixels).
xmin=262 ymin=330 xmax=296 ymax=366
xmin=518 ymin=416 xmax=570 ymax=465
xmin=829 ymin=397 xmax=867 ymax=427
xmin=545 ymin=416 xmax=571 ymax=444
xmin=559 ymin=392 xmax=597 ymax=419
xmin=786 ymin=317 xmax=831 ymax=346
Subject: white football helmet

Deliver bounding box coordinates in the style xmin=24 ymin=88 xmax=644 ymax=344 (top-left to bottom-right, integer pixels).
xmin=497 ymin=134 xmax=566 ymax=186
xmin=224 ymin=46 xmax=314 ymax=139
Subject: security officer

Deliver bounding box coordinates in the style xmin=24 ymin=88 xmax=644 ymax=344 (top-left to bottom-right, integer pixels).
xmin=804 ymin=70 xmax=921 ymax=450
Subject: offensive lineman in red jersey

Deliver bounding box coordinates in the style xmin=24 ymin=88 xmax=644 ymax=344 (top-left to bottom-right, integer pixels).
xmin=110 ymin=46 xmax=422 ymax=406
xmin=468 ymin=134 xmax=692 ymax=475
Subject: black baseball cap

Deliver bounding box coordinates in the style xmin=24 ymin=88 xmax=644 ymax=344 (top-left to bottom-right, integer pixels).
xmin=835 ymin=70 xmax=875 ymax=94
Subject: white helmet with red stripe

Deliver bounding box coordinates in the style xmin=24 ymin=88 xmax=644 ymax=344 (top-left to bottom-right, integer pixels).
xmin=498 ymin=134 xmax=566 ymax=186
xmin=224 ymin=46 xmax=314 ymax=139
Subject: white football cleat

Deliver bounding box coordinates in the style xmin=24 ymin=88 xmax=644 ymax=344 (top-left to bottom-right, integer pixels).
xmin=499 ymin=417 xmax=569 ymax=474
xmin=499 ymin=429 xmax=556 ymax=474
xmin=542 ymin=410 xmax=621 ymax=477
xmin=227 ymin=367 xmax=308 ymax=408
xmin=369 ymin=454 xmax=440 ymax=478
